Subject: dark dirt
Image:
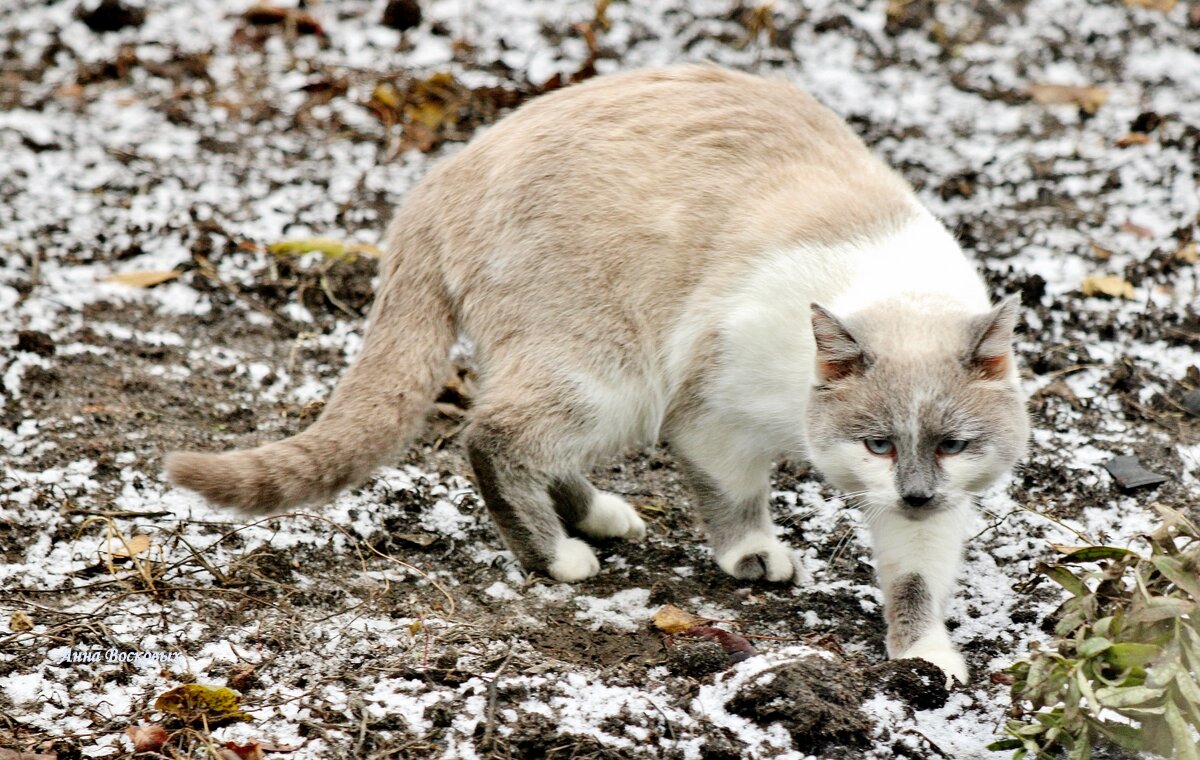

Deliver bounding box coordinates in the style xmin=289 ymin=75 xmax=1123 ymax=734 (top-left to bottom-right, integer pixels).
xmin=727 ymin=657 xmax=871 ymax=754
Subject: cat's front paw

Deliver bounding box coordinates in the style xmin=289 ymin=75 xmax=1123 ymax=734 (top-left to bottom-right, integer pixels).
xmin=547 ymin=537 xmax=601 ymax=582
xmin=716 ymin=533 xmax=805 ymax=584
xmin=577 ymin=492 xmax=646 ymax=541
xmin=898 ymin=638 xmax=969 ymax=688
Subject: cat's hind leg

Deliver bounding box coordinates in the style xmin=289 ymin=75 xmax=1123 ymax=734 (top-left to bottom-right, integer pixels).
xmin=548 ymin=475 xmax=646 ymax=541
xmin=465 ymin=412 xmax=601 ymax=582
xmin=671 ymin=422 xmax=804 ymax=584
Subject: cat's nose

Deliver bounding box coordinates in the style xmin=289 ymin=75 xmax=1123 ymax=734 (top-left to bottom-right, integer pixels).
xmin=902 ymin=493 xmax=933 ymax=508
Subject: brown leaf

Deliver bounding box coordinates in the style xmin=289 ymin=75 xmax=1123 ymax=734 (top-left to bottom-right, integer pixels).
xmin=1124 ymin=0 xmax=1176 ymax=10
xmin=125 ymin=724 xmax=167 ymax=753
xmin=223 ymin=742 xmax=264 ymax=760
xmin=1173 ymin=242 xmax=1198 ymax=263
xmin=679 ymin=625 xmax=757 ymax=662
xmin=1116 ymin=132 xmax=1151 ymax=148
xmin=1028 ymin=83 xmax=1109 ymax=114
xmin=104 ymin=270 xmax=181 ymax=288
xmin=109 ymin=534 xmax=151 ymax=558
xmin=9 ymin=610 xmax=33 ymax=632
xmin=1089 ymin=242 xmax=1114 ymax=261
xmin=652 ymin=604 xmax=712 ymax=634
xmin=1120 ymin=221 xmax=1154 ymax=238
xmin=0 ymin=751 xmax=57 ymax=760
xmin=243 ymin=5 xmax=324 ymax=35
xmin=1081 ymin=275 xmax=1135 ymax=300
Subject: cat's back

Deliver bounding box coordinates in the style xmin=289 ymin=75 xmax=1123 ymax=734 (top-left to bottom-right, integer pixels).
xmin=407 ymin=66 xmax=918 ymax=274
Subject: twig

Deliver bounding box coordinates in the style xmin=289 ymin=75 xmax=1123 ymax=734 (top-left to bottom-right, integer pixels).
xmin=480 ymin=649 xmax=514 ymax=751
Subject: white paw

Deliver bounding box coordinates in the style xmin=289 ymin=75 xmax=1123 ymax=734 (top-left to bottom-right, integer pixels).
xmin=577 ymin=492 xmax=646 ymax=541
xmin=899 ymin=635 xmax=969 ymax=688
xmin=716 ymin=532 xmax=805 ymax=584
xmin=547 ymin=537 xmax=601 ymax=582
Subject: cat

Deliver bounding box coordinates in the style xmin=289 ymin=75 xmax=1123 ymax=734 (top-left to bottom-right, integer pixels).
xmin=167 ymin=65 xmax=1030 ymax=685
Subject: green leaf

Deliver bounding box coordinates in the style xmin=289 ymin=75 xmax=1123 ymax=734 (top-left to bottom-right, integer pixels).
xmin=1060 ymin=546 xmax=1139 ymax=562
xmin=1038 ymin=562 xmax=1088 ymax=597
xmin=1077 ymin=637 xmax=1111 ymax=658
xmin=1094 ymin=684 xmax=1165 ymax=708
xmin=1089 ymin=717 xmax=1146 ymax=751
xmin=987 ymin=739 xmax=1024 ymax=751
xmin=1105 ymin=643 xmax=1161 ymax=669
xmin=1151 ymin=556 xmax=1200 ymax=600
xmin=1163 ymin=701 xmax=1200 ymax=760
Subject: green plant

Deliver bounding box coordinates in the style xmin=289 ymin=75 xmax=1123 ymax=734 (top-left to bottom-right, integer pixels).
xmin=990 ymin=505 xmax=1200 ymax=760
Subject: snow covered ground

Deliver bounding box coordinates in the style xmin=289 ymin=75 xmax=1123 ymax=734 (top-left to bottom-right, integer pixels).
xmin=1 ymin=0 xmax=1198 ymax=757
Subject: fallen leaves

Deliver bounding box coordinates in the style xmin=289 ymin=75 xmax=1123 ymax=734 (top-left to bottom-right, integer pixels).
xmin=652 ymin=604 xmax=713 ymax=634
xmin=108 ymin=533 xmax=151 ymax=558
xmin=9 ymin=610 xmax=33 ymax=632
xmin=125 ymin=724 xmax=167 ymax=753
xmin=0 ymin=750 xmax=56 ymax=760
xmin=267 ymin=238 xmax=380 ymax=260
xmin=242 ymin=5 xmax=324 ymax=36
xmin=368 ymin=72 xmax=525 ymax=154
xmin=103 ymin=270 xmax=181 ymax=288
xmin=1124 ymin=0 xmax=1176 ymax=11
xmin=1028 ymin=83 xmax=1109 ymax=114
xmin=1081 ymin=275 xmax=1135 ymax=300
xmin=154 ymin=684 xmax=252 ymax=726
xmin=652 ymin=604 xmax=757 ymax=665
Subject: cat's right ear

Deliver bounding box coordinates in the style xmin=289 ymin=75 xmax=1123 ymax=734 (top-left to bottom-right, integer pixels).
xmin=810 ymin=304 xmax=866 ymax=382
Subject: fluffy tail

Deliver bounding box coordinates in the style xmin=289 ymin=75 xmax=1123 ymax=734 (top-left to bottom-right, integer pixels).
xmin=166 ymin=261 xmax=455 ymax=514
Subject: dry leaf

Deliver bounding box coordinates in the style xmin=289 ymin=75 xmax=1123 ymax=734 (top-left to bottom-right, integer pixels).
xmin=652 ymin=604 xmax=712 ymax=634
xmin=222 ymin=742 xmax=264 ymax=760
xmin=408 ymin=619 xmax=423 ymax=636
xmin=1124 ymin=0 xmax=1176 ymax=10
xmin=125 ymin=724 xmax=168 ymax=753
xmin=104 ymin=270 xmax=181 ymax=288
xmin=1120 ymin=221 xmax=1154 ymax=238
xmin=0 ymin=750 xmax=57 ymax=760
xmin=1173 ymin=242 xmax=1198 ymax=263
xmin=109 ymin=534 xmax=151 ymax=558
xmin=267 ymin=238 xmax=380 ymax=259
xmin=1081 ymin=275 xmax=1135 ymax=300
xmin=154 ymin=684 xmax=251 ymax=725
xmin=9 ymin=610 xmax=33 ymax=632
xmin=243 ymin=5 xmax=324 ymax=35
xmin=371 ymin=82 xmax=400 ymax=111
xmin=1028 ymin=83 xmax=1109 ymax=114
xmin=1116 ymin=132 xmax=1151 ymax=147
xmin=1089 ymin=242 xmax=1114 ymax=261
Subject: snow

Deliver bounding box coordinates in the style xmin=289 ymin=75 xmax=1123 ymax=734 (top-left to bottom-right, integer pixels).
xmin=1 ymin=0 xmax=1197 ymax=756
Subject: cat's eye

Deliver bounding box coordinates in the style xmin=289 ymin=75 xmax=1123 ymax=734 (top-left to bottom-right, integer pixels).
xmin=938 ymin=439 xmax=968 ymax=455
xmin=864 ymin=438 xmax=894 ymax=456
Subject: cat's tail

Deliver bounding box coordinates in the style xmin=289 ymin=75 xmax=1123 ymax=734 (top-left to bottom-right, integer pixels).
xmin=165 ymin=252 xmax=455 ymax=515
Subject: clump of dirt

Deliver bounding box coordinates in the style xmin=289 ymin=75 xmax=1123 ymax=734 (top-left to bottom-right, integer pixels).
xmin=666 ymin=639 xmax=730 ymax=679
xmin=726 ymin=656 xmax=872 ymax=751
xmin=867 ymin=658 xmax=950 ymax=711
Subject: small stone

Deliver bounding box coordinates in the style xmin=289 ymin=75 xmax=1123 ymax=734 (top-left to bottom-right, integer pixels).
xmin=1103 ymin=455 xmax=1168 ymax=491
xmin=1181 ymin=388 xmax=1200 ymax=417
xmin=382 ymin=0 xmax=422 ymax=31
xmin=78 ymin=0 xmax=145 ymax=33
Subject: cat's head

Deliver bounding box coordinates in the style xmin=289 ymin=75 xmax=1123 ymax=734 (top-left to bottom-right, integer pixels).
xmin=804 ymin=296 xmax=1029 ymax=519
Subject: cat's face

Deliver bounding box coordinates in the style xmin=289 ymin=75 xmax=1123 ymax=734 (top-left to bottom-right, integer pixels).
xmin=804 ymin=298 xmax=1029 ymax=518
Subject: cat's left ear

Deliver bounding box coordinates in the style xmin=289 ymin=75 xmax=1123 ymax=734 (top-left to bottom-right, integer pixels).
xmin=968 ymin=296 xmax=1020 ymax=380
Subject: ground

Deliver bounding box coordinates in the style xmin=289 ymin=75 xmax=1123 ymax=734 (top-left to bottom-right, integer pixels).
xmin=1 ymin=0 xmax=1199 ymax=758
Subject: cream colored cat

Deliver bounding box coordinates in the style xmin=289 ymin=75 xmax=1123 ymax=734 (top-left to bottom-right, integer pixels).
xmin=168 ymin=65 xmax=1030 ymax=684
